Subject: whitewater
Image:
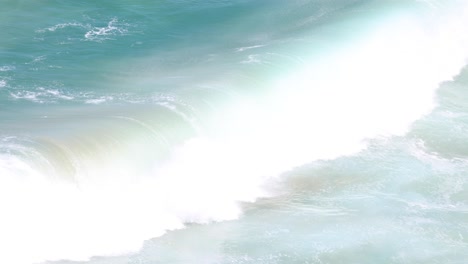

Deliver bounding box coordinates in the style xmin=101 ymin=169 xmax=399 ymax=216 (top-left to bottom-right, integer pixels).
xmin=1 ymin=0 xmax=468 ymax=263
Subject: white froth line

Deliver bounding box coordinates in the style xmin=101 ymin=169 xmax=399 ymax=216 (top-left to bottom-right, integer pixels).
xmin=85 ymin=98 xmax=107 ymax=104
xmin=235 ymin=44 xmax=265 ymax=52
xmin=9 ymin=88 xmax=75 ymax=102
xmin=85 ymin=96 xmax=114 ymax=104
xmin=35 ymin=22 xmax=87 ymax=33
xmin=0 ymin=66 xmax=15 ymax=72
xmin=36 ymin=87 xmax=74 ymax=100
xmin=10 ymin=92 xmax=41 ymax=102
xmin=241 ymin=54 xmax=262 ymax=64
xmin=84 ymin=18 xmax=128 ymax=41
xmin=35 ymin=18 xmax=129 ymax=43
xmin=46 ymin=90 xmax=74 ymax=100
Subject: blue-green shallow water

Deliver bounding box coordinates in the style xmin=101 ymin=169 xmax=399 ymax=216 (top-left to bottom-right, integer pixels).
xmin=1 ymin=1 xmax=468 ymax=264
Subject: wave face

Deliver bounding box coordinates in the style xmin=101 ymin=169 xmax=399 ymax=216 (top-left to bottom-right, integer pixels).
xmin=1 ymin=1 xmax=468 ymax=263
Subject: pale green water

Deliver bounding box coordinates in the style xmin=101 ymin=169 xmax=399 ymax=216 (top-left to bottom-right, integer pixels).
xmin=0 ymin=1 xmax=467 ymax=263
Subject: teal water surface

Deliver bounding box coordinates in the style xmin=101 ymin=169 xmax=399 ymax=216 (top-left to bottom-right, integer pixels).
xmin=1 ymin=1 xmax=468 ymax=263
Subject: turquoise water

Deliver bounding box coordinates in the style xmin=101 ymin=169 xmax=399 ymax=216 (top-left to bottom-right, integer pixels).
xmin=1 ymin=1 xmax=468 ymax=263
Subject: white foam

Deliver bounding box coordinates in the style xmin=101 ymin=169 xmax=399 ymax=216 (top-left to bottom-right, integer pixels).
xmin=0 ymin=80 xmax=6 ymax=88
xmin=84 ymin=18 xmax=128 ymax=42
xmin=36 ymin=22 xmax=87 ymax=33
xmin=236 ymin=44 xmax=265 ymax=52
xmin=10 ymin=88 xmax=74 ymax=103
xmin=85 ymin=96 xmax=113 ymax=104
xmin=240 ymin=54 xmax=262 ymax=64
xmin=35 ymin=18 xmax=128 ymax=42
xmin=0 ymin=65 xmax=15 ymax=72
xmin=41 ymin=88 xmax=75 ymax=100
xmin=10 ymin=91 xmax=42 ymax=102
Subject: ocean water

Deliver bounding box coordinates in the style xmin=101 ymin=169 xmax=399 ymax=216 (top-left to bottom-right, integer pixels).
xmin=1 ymin=0 xmax=468 ymax=263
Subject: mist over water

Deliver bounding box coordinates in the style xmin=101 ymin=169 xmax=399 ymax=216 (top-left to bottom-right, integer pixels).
xmin=1 ymin=1 xmax=468 ymax=263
